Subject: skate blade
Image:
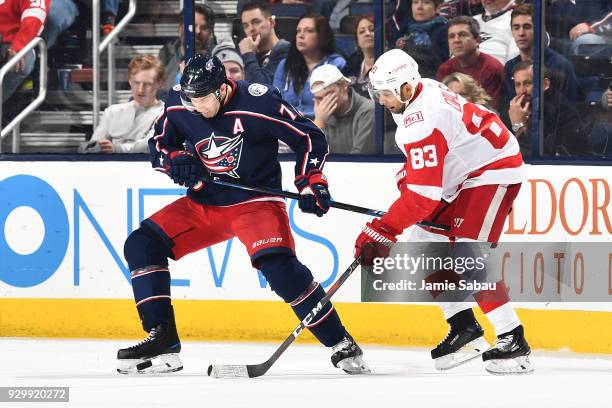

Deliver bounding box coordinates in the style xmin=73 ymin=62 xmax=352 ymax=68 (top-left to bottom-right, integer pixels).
xmin=207 ymin=364 xmax=249 ymax=378
xmin=117 ymin=353 xmax=183 ymax=374
xmin=485 ymin=355 xmax=534 ymax=375
xmin=435 ymin=337 xmax=491 ymax=370
xmin=337 ymin=356 xmax=371 ymax=375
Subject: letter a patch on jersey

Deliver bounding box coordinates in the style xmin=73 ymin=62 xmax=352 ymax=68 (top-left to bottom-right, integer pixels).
xmin=404 ymin=111 xmax=424 ymax=128
xmin=233 ymin=118 xmax=244 ymax=134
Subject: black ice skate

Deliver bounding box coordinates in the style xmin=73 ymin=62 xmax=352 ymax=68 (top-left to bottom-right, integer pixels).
xmin=431 ymin=309 xmax=490 ymax=370
xmin=482 ymin=325 xmax=534 ymax=375
xmin=117 ymin=307 xmax=183 ymax=374
xmin=331 ymin=333 xmax=370 ymax=375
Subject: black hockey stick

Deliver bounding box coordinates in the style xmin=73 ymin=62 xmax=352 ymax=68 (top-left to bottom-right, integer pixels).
xmin=196 ymin=177 xmax=450 ymax=232
xmin=207 ymin=257 xmax=361 ymax=378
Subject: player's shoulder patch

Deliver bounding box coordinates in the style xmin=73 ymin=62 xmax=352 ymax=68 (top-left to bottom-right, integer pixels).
xmin=172 ymin=84 xmax=181 ymax=91
xmin=404 ymin=111 xmax=424 ymax=128
xmin=248 ymin=83 xmax=268 ymax=96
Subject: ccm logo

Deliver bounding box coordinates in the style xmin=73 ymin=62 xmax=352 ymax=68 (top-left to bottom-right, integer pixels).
xmin=404 ymin=111 xmax=423 ymax=127
xmin=252 ymin=237 xmax=283 ymax=249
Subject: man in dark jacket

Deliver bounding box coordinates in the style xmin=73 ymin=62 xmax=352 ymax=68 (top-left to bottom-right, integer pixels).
xmin=239 ymin=1 xmax=290 ymax=86
xmin=158 ymin=4 xmax=217 ymax=91
xmin=508 ymin=60 xmax=592 ymax=157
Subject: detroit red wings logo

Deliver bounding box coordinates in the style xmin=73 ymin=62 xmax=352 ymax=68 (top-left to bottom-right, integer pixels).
xmin=195 ymin=132 xmax=244 ymax=178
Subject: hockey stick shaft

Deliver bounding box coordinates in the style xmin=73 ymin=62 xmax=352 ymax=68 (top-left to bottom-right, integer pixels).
xmin=208 ymin=258 xmax=361 ymax=378
xmin=199 ymin=177 xmax=450 ymax=232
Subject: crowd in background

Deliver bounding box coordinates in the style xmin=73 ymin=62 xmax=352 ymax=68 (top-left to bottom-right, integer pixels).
xmin=0 ymin=0 xmax=610 ymax=157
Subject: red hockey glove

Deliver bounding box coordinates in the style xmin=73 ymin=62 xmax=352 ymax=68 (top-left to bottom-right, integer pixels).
xmin=164 ymin=150 xmax=206 ymax=190
xmin=294 ymin=170 xmax=331 ymax=217
xmin=354 ymin=218 xmax=400 ymax=261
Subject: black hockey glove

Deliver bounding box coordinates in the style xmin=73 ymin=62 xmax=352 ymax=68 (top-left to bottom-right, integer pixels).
xmin=295 ymin=170 xmax=330 ymax=217
xmin=164 ymin=150 xmax=206 ymax=190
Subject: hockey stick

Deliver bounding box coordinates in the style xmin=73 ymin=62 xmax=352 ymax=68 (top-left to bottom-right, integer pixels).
xmin=207 ymin=257 xmax=361 ymax=379
xmin=196 ymin=177 xmax=450 ymax=232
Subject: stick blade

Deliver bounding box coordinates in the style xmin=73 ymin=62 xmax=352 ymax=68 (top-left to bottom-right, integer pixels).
xmin=207 ymin=364 xmax=250 ymax=378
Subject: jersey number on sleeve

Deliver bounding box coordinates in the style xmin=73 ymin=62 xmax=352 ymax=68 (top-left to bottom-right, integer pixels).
xmin=462 ymin=103 xmax=510 ymax=149
xmin=409 ymin=145 xmax=438 ymax=169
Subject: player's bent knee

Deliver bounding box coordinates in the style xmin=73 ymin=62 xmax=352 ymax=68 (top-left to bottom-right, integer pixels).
xmin=124 ymin=226 xmax=171 ymax=271
xmin=257 ymin=254 xmax=314 ymax=302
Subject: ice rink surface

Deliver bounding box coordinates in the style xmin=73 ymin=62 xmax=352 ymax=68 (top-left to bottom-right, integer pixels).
xmin=1 ymin=338 xmax=611 ymax=408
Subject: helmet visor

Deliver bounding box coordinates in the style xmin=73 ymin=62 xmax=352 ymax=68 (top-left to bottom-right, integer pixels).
xmin=367 ymin=81 xmax=396 ymax=105
xmin=180 ymin=89 xmax=218 ymax=111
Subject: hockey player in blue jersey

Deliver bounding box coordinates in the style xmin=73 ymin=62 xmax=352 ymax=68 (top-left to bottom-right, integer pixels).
xmin=117 ymin=54 xmax=369 ymax=375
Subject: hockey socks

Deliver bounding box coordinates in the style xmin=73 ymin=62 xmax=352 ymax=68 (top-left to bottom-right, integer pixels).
xmin=257 ymin=254 xmax=346 ymax=347
xmin=474 ymin=281 xmax=521 ymax=336
xmin=131 ymin=265 xmax=172 ymax=331
xmin=290 ymin=281 xmax=346 ymax=347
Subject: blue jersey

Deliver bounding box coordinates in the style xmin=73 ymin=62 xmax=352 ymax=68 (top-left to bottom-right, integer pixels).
xmin=148 ymin=80 xmax=329 ymax=206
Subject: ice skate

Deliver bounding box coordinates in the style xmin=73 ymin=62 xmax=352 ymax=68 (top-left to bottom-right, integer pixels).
xmin=117 ymin=307 xmax=183 ymax=374
xmin=482 ymin=325 xmax=534 ymax=375
xmin=331 ymin=333 xmax=371 ymax=375
xmin=431 ymin=309 xmax=490 ymax=370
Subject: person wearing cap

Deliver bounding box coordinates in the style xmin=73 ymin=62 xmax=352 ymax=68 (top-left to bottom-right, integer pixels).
xmin=311 ymin=64 xmax=375 ymax=154
xmin=213 ymin=42 xmax=245 ymax=81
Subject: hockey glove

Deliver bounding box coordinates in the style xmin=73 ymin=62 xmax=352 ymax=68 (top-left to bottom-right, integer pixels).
xmin=164 ymin=150 xmax=206 ymax=190
xmin=354 ymin=218 xmax=400 ymax=262
xmin=294 ymin=170 xmax=331 ymax=217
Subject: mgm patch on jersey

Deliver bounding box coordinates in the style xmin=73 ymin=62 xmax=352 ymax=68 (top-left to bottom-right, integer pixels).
xmin=248 ymin=83 xmax=268 ymax=96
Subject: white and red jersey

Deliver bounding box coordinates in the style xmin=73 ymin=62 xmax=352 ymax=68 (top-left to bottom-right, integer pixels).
xmin=0 ymin=0 xmax=49 ymax=51
xmin=380 ymin=78 xmax=525 ymax=233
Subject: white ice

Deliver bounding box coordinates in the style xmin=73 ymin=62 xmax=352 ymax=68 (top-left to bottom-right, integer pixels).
xmin=1 ymin=338 xmax=611 ymax=408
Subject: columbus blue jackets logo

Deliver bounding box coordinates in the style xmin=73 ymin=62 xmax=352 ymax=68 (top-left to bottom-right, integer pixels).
xmin=195 ymin=132 xmax=244 ymax=178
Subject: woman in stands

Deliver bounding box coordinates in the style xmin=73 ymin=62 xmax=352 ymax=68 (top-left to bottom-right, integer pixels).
xmin=343 ymin=14 xmax=375 ymax=98
xmin=273 ymin=12 xmax=345 ymax=119
xmin=443 ymin=72 xmax=496 ymax=111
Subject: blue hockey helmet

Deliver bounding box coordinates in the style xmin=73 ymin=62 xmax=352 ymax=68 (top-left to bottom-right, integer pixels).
xmin=180 ymin=54 xmax=227 ymax=110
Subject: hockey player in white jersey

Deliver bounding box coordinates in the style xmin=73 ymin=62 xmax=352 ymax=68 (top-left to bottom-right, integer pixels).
xmin=354 ymin=48 xmax=533 ymax=374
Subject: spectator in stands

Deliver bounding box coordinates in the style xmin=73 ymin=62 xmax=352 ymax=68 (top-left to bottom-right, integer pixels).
xmin=239 ymin=1 xmax=290 ymax=86
xmin=80 ymin=55 xmax=164 ymax=154
xmin=42 ymin=0 xmax=79 ymax=49
xmin=602 ymin=84 xmax=612 ymax=110
xmin=504 ymin=3 xmax=580 ymax=103
xmin=0 ymin=0 xmax=49 ymax=103
xmin=546 ymin=0 xmax=611 ymax=50
xmin=395 ymin=0 xmax=449 ymax=67
xmin=273 ymin=12 xmax=345 ymax=118
xmin=508 ymin=60 xmax=591 ymax=157
xmin=570 ymin=9 xmax=612 ymax=56
xmin=213 ymin=42 xmax=245 ymax=81
xmin=310 ymin=64 xmax=375 ymax=154
xmin=343 ymin=14 xmax=375 ymax=99
xmin=158 ymin=4 xmax=216 ymax=91
xmin=442 ymin=72 xmax=494 ymax=110
xmin=473 ymin=0 xmax=519 ymax=64
xmin=436 ymin=16 xmax=503 ymax=108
